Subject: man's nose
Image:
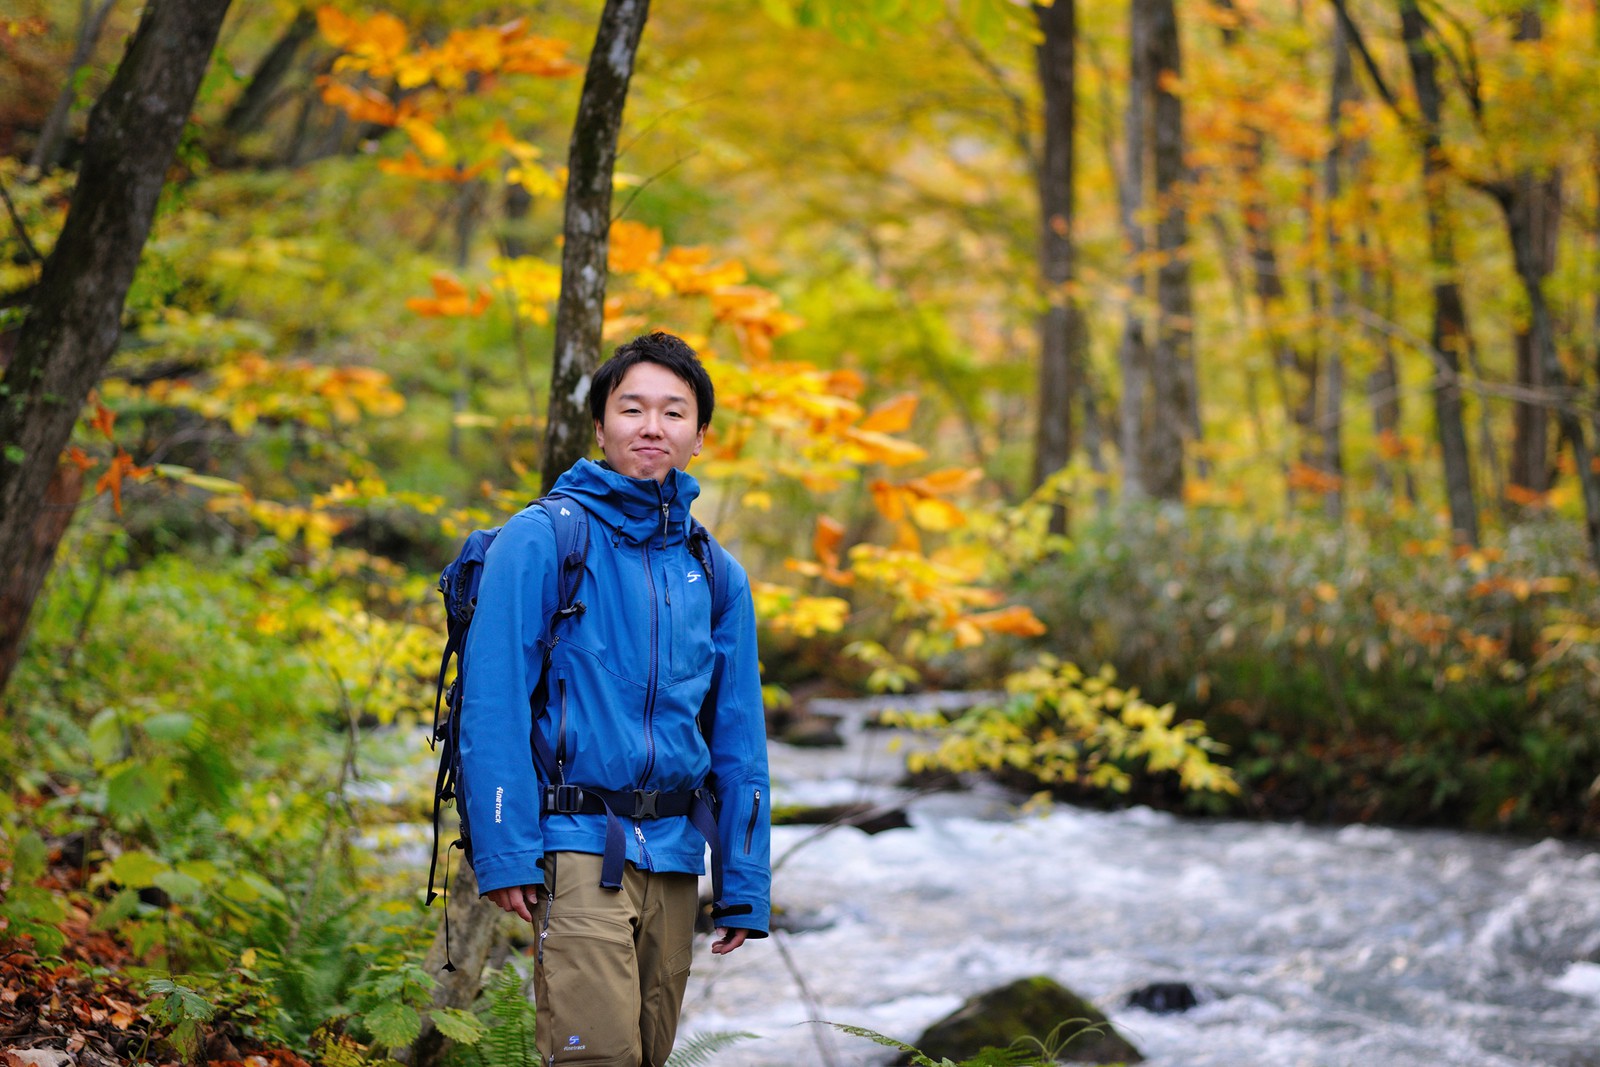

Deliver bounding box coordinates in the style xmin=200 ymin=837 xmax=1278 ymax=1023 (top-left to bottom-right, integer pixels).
xmin=641 ymin=412 xmax=663 ymax=436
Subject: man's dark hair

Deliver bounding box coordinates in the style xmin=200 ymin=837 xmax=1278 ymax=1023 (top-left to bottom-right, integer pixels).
xmin=589 ymin=331 xmax=716 ymax=430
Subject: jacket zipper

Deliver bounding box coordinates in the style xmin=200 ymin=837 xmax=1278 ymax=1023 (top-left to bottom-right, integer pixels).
xmin=631 ymin=488 xmax=674 ymax=870
xmin=744 ymin=788 xmax=762 ymax=853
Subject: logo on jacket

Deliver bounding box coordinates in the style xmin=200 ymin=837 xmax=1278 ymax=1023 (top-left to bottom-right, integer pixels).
xmin=686 ymin=571 xmax=702 ymax=583
xmin=494 ymin=786 xmax=504 ymax=823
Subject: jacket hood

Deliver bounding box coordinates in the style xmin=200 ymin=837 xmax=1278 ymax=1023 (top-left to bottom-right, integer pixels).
xmin=551 ymin=457 xmax=701 ymax=545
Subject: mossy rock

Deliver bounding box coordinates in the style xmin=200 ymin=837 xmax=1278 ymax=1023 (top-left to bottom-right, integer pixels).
xmin=903 ymin=976 xmax=1143 ymax=1065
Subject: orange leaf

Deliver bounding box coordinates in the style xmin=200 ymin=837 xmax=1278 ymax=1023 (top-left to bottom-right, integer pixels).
xmin=812 ymin=515 xmax=845 ymax=569
xmin=89 ymin=400 xmax=115 ymax=439
xmin=66 ymin=446 xmax=96 ymax=471
xmin=859 ymin=393 xmax=919 ymax=434
xmin=94 ymin=450 xmax=153 ymax=516
xmin=964 ymin=605 xmax=1048 ymax=638
xmin=609 ymin=220 xmax=663 ymax=274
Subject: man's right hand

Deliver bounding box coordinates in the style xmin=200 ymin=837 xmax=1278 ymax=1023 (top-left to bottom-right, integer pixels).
xmin=485 ymin=884 xmax=544 ymax=923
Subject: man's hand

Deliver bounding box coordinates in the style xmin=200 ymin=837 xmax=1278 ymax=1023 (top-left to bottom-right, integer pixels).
xmin=486 ymin=883 xmax=544 ymax=923
xmin=710 ymin=928 xmax=749 ymax=955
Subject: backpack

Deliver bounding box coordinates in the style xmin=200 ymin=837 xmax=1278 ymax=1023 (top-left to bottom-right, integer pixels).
xmin=424 ymin=494 xmax=730 ymax=969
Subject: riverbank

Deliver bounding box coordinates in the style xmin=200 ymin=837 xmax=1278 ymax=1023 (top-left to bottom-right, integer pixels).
xmin=680 ymin=695 xmax=1600 ymax=1067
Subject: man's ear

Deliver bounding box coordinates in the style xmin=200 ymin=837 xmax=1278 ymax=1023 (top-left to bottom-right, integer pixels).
xmin=594 ymin=418 xmax=606 ymax=448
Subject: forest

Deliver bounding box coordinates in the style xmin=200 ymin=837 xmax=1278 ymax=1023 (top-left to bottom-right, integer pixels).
xmin=2 ymin=0 xmax=1599 ymax=1064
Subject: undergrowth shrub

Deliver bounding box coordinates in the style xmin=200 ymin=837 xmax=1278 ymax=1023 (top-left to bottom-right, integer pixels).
xmin=1010 ymin=502 xmax=1600 ymax=835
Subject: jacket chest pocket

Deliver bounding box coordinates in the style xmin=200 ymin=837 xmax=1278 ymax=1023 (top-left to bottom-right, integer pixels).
xmin=662 ymin=561 xmax=714 ymax=683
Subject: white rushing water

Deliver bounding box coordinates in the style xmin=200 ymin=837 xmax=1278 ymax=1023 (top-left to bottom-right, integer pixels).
xmin=678 ymin=696 xmax=1600 ymax=1067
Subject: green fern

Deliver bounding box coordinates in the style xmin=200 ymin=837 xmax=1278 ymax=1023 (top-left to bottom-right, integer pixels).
xmin=663 ymin=1029 xmax=759 ymax=1066
xmin=486 ymin=963 xmax=539 ymax=1067
xmin=825 ymin=1021 xmax=1046 ymax=1067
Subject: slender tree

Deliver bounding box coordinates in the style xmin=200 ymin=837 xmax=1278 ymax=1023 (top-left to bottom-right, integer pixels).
xmin=1030 ymin=0 xmax=1084 ymax=529
xmin=541 ymin=0 xmax=652 ymax=493
xmin=27 ymin=0 xmax=121 ymax=175
xmin=0 ymin=0 xmax=234 ymax=700
xmin=1145 ymin=0 xmax=1190 ymax=501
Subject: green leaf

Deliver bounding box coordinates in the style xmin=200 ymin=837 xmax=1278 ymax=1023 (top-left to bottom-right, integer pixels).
xmin=154 ymin=464 xmax=246 ymax=495
xmin=107 ymin=850 xmax=172 ymax=889
xmin=11 ymin=831 xmax=48 ymax=881
xmin=153 ymin=868 xmax=206 ymax=902
xmin=106 ymin=760 xmax=170 ymax=817
xmin=3 ymin=444 xmax=23 ymax=464
xmin=91 ymin=887 xmax=144 ymax=931
xmin=364 ymin=1001 xmax=422 ymax=1050
xmin=142 ymin=711 xmax=196 ymax=742
xmin=146 ymin=979 xmax=216 ymax=1023
xmin=88 ymin=708 xmax=126 ymax=764
xmin=429 ymin=1007 xmax=489 ymax=1045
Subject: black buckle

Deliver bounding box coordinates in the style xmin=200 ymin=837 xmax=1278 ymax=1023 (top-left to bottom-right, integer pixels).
xmin=548 ymin=784 xmax=585 ymax=814
xmin=631 ymin=790 xmax=660 ymax=819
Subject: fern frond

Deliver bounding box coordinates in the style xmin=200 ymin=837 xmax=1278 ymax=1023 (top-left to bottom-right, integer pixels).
xmin=664 ymin=1029 xmax=759 ymax=1066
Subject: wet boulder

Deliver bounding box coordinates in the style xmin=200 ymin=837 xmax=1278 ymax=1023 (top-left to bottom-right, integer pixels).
xmin=773 ymin=801 xmax=910 ymax=835
xmin=902 ymin=976 xmax=1143 ymax=1065
xmin=1124 ymin=981 xmax=1199 ymax=1014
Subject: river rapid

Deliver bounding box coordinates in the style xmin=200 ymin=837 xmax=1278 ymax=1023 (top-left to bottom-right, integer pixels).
xmin=677 ymin=695 xmax=1600 ymax=1067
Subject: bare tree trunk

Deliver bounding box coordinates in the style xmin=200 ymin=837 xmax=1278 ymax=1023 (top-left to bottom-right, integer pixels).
xmin=1031 ymin=0 xmax=1084 ymax=531
xmin=214 ymin=6 xmax=317 ymax=163
xmin=1116 ymin=0 xmax=1152 ymax=501
xmin=1399 ymin=0 xmax=1478 ymax=546
xmin=27 ymin=0 xmax=121 ymax=175
xmin=1145 ymin=0 xmax=1189 ymax=502
xmin=1319 ymin=12 xmax=1358 ymax=521
xmin=541 ymin=0 xmax=651 ymax=492
xmin=0 ymin=0 xmax=233 ymax=703
xmin=1506 ymin=9 xmax=1559 ymax=502
xmin=0 ymin=464 xmax=84 ymax=696
xmin=1489 ymin=172 xmax=1600 ymax=567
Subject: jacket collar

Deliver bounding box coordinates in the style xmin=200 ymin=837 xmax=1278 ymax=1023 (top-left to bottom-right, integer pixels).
xmin=550 ymin=458 xmax=700 ymax=545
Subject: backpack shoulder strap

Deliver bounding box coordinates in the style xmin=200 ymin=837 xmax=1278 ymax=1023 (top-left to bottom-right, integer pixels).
xmin=688 ymin=518 xmax=735 ymax=625
xmin=536 ymin=495 xmax=591 ymax=626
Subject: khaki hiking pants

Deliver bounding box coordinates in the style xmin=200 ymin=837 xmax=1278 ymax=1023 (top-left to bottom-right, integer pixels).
xmin=533 ymin=851 xmax=700 ymax=1067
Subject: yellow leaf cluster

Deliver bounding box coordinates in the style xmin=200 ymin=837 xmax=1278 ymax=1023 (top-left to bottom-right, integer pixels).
xmin=140 ymin=353 xmax=405 ymax=433
xmin=317 ymin=7 xmax=576 ymax=89
xmin=491 ymin=256 xmax=563 ymax=325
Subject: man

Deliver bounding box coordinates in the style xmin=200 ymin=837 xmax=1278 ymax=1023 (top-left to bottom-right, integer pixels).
xmin=457 ymin=331 xmax=771 ymax=1066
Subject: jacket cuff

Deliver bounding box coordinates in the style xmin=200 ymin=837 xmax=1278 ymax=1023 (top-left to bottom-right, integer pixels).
xmin=471 ymin=851 xmax=545 ymax=896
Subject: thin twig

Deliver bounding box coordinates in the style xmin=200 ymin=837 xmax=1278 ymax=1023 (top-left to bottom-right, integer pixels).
xmin=772 ymin=930 xmax=841 ymax=1067
xmin=611 ymin=150 xmax=698 ymax=224
xmin=0 ymin=179 xmax=43 ymax=263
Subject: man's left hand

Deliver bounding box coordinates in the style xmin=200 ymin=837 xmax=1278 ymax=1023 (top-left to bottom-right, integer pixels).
xmin=711 ymin=928 xmax=749 ymax=955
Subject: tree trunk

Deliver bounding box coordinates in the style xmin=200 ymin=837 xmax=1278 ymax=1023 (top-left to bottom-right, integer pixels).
xmin=1116 ymin=0 xmax=1152 ymax=501
xmin=215 ymin=6 xmax=317 ymax=163
xmin=0 ymin=464 xmax=84 ymax=696
xmin=1399 ymin=0 xmax=1478 ymax=546
xmin=1145 ymin=0 xmax=1189 ymax=502
xmin=1493 ymin=181 xmax=1600 ymax=567
xmin=540 ymin=0 xmax=651 ymax=492
xmin=406 ymin=864 xmax=517 ymax=1067
xmin=1506 ymin=9 xmax=1559 ymax=501
xmin=1318 ymin=13 xmax=1358 ymax=521
xmin=0 ymin=0 xmax=233 ymax=702
xmin=27 ymin=0 xmax=121 ymax=175
xmin=1030 ymin=0 xmax=1083 ymax=532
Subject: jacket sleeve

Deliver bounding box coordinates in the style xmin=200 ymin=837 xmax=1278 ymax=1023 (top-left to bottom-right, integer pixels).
xmin=457 ymin=508 xmax=557 ymax=896
xmin=705 ymin=554 xmax=772 ymax=936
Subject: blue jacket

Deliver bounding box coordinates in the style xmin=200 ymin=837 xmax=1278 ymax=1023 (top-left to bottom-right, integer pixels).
xmin=457 ymin=458 xmax=771 ymax=934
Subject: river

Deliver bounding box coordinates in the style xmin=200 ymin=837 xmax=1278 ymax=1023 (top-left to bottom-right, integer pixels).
xmin=676 ymin=694 xmax=1600 ymax=1067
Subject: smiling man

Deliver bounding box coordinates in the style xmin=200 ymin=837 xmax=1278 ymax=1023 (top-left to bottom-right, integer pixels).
xmin=457 ymin=332 xmax=771 ymax=1065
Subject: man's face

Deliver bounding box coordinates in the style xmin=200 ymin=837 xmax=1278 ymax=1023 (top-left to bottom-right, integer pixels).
xmin=594 ymin=362 xmax=705 ymax=483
